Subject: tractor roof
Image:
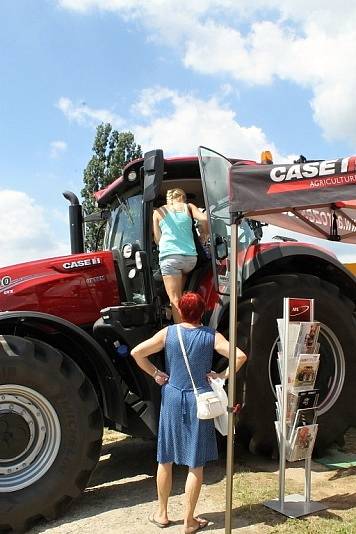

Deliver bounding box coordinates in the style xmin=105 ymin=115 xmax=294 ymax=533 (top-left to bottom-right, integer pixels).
xmin=95 ymin=154 xmax=256 ymax=207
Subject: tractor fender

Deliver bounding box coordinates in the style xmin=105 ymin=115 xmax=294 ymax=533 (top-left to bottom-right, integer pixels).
xmin=0 ymin=310 xmax=127 ymax=427
xmin=242 ymin=243 xmax=356 ymax=300
xmin=209 ymin=243 xmax=356 ymax=331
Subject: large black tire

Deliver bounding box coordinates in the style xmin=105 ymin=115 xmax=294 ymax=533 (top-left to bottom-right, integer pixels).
xmin=237 ymin=273 xmax=356 ymax=456
xmin=0 ymin=336 xmax=103 ymax=533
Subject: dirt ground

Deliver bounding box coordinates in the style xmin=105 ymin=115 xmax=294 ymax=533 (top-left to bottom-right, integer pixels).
xmin=28 ymin=430 xmax=356 ymax=534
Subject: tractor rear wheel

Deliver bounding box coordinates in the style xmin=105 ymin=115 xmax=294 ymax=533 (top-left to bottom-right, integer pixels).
xmin=0 ymin=335 xmax=103 ymax=532
xmin=237 ymin=273 xmax=356 ymax=456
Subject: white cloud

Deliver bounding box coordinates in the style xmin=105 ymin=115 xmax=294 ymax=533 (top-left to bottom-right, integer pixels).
xmin=58 ymin=0 xmax=137 ymax=12
xmin=56 ymin=97 xmax=124 ymax=128
xmin=0 ymin=190 xmax=69 ymax=267
xmin=133 ymin=86 xmax=289 ymax=161
xmin=57 ymin=0 xmax=356 ymax=145
xmin=52 ymin=208 xmax=69 ymax=225
xmin=57 ymin=86 xmax=291 ymax=161
xmin=50 ymin=140 xmax=67 ymax=158
xmin=261 ymin=223 xmax=356 ymax=264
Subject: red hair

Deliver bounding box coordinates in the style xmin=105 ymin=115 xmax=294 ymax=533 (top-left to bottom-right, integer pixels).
xmin=178 ymin=292 xmax=205 ymax=323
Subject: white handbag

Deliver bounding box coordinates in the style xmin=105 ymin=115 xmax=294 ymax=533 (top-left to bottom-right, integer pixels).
xmin=210 ymin=377 xmax=229 ymax=435
xmin=177 ymin=325 xmax=226 ymax=420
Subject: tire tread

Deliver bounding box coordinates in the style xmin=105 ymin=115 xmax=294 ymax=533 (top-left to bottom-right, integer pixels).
xmin=0 ymin=335 xmax=103 ymax=533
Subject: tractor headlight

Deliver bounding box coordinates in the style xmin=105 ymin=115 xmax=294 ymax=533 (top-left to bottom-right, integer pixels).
xmin=127 ymin=171 xmax=137 ymax=182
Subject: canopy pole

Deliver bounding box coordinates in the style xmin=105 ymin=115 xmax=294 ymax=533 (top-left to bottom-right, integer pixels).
xmin=225 ymin=218 xmax=239 ymax=534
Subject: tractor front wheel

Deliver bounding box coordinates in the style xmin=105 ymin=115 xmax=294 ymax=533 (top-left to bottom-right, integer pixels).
xmin=0 ymin=335 xmax=103 ymax=532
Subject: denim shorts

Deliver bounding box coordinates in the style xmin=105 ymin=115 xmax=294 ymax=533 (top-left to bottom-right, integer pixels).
xmin=159 ymin=254 xmax=197 ymax=276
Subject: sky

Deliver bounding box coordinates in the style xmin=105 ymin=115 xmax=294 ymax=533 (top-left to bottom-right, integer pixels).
xmin=2 ymin=0 xmax=356 ymax=267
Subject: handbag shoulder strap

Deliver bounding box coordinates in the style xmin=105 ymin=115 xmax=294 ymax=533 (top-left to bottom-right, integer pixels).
xmin=177 ymin=325 xmax=198 ymax=396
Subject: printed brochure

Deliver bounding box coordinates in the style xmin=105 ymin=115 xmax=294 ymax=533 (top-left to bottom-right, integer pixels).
xmin=290 ymin=408 xmax=317 ymax=435
xmin=287 ymin=424 xmax=318 ymax=462
xmin=295 ymin=322 xmax=320 ymax=355
xmin=291 ymin=354 xmax=320 ymax=389
xmin=277 ymin=320 xmax=320 ymax=358
xmin=276 ymin=386 xmax=319 ymax=424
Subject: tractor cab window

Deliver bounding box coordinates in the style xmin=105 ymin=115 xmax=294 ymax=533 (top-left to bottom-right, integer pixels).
xmin=105 ymin=192 xmax=143 ymax=251
xmin=104 ymin=192 xmax=150 ymax=305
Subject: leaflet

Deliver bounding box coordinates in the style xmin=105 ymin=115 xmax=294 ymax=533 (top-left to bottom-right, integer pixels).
xmin=291 ymin=354 xmax=320 ymax=390
xmin=277 ymin=319 xmax=320 ymax=358
xmin=276 ymin=386 xmax=319 ymax=424
xmin=287 ymin=424 xmax=318 ymax=462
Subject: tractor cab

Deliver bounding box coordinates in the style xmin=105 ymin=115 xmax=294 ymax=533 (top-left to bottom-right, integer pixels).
xmin=95 ymin=148 xmax=259 ymax=333
xmin=98 ymin=152 xmax=206 ymax=326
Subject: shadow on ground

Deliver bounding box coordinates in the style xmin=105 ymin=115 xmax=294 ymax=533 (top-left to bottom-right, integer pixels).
xmin=30 ymin=435 xmax=227 ymax=532
xmin=29 ymin=434 xmax=355 ymax=533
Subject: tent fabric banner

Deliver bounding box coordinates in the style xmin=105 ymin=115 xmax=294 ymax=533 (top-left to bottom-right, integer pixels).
xmin=249 ymin=205 xmax=356 ymax=243
xmin=229 ymin=156 xmax=356 ymax=243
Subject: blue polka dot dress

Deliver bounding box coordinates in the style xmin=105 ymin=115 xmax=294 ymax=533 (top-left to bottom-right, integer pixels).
xmin=157 ymin=325 xmax=218 ymax=468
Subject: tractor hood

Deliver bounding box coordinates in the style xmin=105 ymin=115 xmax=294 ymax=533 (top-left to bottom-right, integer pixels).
xmin=0 ymin=251 xmax=119 ymax=326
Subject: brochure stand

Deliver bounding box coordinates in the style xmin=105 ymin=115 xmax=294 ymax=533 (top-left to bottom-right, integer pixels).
xmin=264 ymin=297 xmax=327 ymax=518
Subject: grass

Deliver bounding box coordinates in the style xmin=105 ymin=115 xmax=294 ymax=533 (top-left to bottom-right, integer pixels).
xmin=271 ymin=516 xmax=356 ymax=534
xmin=233 ymin=469 xmax=299 ymax=506
xmin=231 ymin=460 xmax=356 ymax=534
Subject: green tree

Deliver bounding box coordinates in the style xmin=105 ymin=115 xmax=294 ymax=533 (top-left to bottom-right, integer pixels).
xmin=81 ymin=124 xmax=142 ymax=251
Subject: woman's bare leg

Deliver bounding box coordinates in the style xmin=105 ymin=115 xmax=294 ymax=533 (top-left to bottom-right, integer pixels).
xmin=184 ymin=467 xmax=207 ymax=532
xmin=162 ymin=274 xmax=184 ymax=323
xmin=155 ymin=462 xmax=173 ymax=524
xmin=182 ymin=272 xmax=188 ymax=292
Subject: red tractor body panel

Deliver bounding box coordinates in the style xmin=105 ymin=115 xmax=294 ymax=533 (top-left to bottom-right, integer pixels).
xmin=0 ymin=241 xmax=341 ymax=327
xmin=0 ymin=251 xmax=119 ymax=325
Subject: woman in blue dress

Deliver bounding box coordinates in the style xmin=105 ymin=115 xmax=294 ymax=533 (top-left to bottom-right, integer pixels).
xmin=131 ymin=292 xmax=247 ymax=533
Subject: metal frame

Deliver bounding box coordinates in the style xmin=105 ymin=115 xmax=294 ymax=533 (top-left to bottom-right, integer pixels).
xmin=225 ymin=220 xmax=239 ymax=533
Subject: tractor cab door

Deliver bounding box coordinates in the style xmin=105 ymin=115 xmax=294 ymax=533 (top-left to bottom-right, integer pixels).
xmin=198 ymin=146 xmax=247 ymax=296
xmin=198 ymin=146 xmax=232 ymax=295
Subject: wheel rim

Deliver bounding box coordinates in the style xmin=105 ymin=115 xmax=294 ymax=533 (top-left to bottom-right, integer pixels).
xmin=268 ymin=323 xmax=345 ymax=414
xmin=0 ymin=385 xmax=61 ymax=492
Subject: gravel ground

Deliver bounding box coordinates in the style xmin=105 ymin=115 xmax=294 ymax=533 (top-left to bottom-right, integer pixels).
xmin=27 ymin=430 xmax=356 ymax=534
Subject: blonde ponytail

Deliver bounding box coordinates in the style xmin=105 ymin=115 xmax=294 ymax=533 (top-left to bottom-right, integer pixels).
xmin=166 ymin=188 xmax=186 ymax=206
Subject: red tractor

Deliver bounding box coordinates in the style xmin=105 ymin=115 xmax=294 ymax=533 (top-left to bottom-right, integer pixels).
xmin=1 ymin=148 xmax=356 ymax=532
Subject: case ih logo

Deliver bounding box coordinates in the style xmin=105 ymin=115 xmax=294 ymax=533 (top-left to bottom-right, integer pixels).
xmin=62 ymin=258 xmax=101 ymax=269
xmin=268 ymin=157 xmax=356 ymax=194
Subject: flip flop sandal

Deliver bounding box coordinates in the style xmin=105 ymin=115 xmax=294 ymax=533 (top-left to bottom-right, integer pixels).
xmin=184 ymin=517 xmax=208 ymax=533
xmin=148 ymin=513 xmax=171 ymax=528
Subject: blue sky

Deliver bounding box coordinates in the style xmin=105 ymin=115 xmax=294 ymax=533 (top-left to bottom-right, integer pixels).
xmin=1 ymin=0 xmax=356 ymax=266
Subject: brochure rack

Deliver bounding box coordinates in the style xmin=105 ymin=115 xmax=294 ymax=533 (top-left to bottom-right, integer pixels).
xmin=265 ymin=298 xmax=327 ymax=518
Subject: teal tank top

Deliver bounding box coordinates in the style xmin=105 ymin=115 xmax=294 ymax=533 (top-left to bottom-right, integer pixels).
xmin=158 ymin=206 xmax=197 ymax=260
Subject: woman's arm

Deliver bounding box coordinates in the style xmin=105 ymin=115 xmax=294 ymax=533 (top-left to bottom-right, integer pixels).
xmin=188 ymin=203 xmax=209 ymax=235
xmin=208 ymin=331 xmax=247 ymax=380
xmin=153 ymin=210 xmax=162 ymax=246
xmin=131 ymin=327 xmax=169 ymax=385
xmin=188 ymin=202 xmax=207 ymax=222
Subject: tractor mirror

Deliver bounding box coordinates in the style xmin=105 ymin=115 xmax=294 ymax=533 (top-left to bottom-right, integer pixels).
xmin=143 ymin=149 xmax=164 ymax=202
